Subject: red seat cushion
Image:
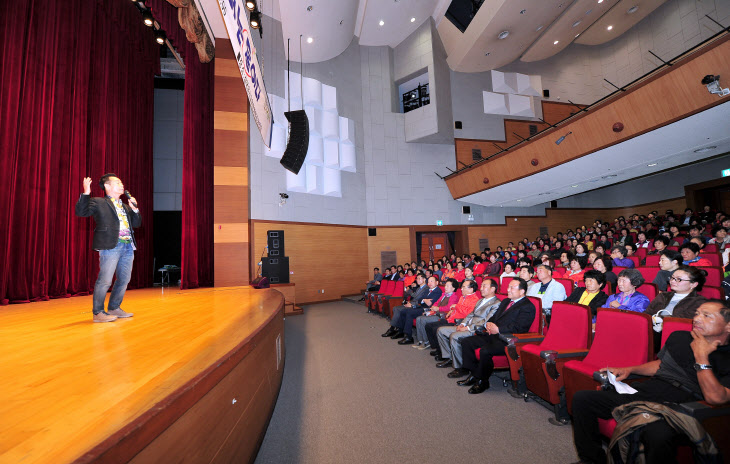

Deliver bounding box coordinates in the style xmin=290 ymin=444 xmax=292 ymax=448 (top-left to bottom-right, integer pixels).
xmin=598 ymin=418 xmax=617 ymax=438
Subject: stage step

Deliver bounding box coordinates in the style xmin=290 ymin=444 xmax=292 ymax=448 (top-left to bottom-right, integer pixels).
xmin=284 ymin=301 xmax=303 ymax=316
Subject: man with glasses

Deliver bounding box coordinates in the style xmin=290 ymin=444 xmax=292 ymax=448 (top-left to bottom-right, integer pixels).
xmin=76 ymin=174 xmax=140 ymax=323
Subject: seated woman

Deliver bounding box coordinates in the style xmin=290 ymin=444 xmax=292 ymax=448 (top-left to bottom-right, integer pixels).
xmin=679 ymin=242 xmax=712 ymax=267
xmin=646 ymin=235 xmax=669 ymax=256
xmin=602 ymin=269 xmax=651 ymax=313
xmin=565 ymin=255 xmax=588 ymax=285
xmin=403 ymin=268 xmax=416 ymax=287
xmin=453 ymin=261 xmax=466 ymax=282
xmin=440 ymin=262 xmax=455 ymax=283
xmin=499 ymin=262 xmax=517 ymax=284
xmin=574 ymin=243 xmax=587 ymax=258
xmin=502 ymin=251 xmax=516 ymax=269
xmin=558 ymin=250 xmax=573 ymax=269
xmin=566 ymin=270 xmax=608 ymax=321
xmin=644 ymin=265 xmax=707 ymax=338
xmin=592 ymin=254 xmax=618 ymax=293
xmin=413 ymin=278 xmax=459 ymax=349
xmin=484 ymin=253 xmax=502 ymax=276
xmin=587 ymin=251 xmax=600 ymax=265
xmin=528 ymin=243 xmax=541 ymax=259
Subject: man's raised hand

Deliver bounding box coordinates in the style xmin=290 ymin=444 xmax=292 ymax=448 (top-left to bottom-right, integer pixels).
xmin=83 ymin=177 xmax=92 ymax=195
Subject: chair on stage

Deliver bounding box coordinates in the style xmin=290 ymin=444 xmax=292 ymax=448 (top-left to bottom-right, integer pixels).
xmin=561 ymin=309 xmax=653 ymax=416
xmin=516 ymin=302 xmax=593 ymax=422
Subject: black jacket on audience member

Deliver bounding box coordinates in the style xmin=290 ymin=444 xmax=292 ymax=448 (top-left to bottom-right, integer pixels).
xmin=566 ymin=288 xmax=609 ymax=317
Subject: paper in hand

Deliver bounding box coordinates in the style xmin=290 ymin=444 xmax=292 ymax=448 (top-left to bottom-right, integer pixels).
xmin=606 ymin=369 xmax=638 ymax=394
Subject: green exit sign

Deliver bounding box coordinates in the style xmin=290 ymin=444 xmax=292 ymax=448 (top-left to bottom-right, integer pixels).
xmin=436 ymin=220 xmax=443 ymax=226
xmin=723 ymin=169 xmax=730 ymax=177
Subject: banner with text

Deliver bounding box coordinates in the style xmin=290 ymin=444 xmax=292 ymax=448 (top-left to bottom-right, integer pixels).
xmin=218 ymin=0 xmax=273 ymax=148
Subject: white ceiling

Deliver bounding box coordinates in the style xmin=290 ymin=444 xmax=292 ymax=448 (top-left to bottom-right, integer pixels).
xmin=459 ymin=101 xmax=730 ymax=207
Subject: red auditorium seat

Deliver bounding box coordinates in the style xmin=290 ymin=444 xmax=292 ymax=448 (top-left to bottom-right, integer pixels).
xmin=475 ymin=276 xmax=483 ymax=286
xmin=634 ymin=247 xmax=647 ymax=262
xmin=369 ymin=279 xmax=393 ymax=312
xmin=379 ymin=280 xmax=404 ymax=318
xmin=636 ymin=267 xmax=660 ymax=286
xmin=561 ymin=309 xmax=653 ymax=415
xmin=636 ymin=282 xmax=657 ymax=301
xmin=702 ymin=267 xmax=723 ymax=288
xmin=700 ymin=253 xmax=721 ymax=267
xmin=554 ymin=278 xmax=574 ymax=297
xmin=613 ymin=266 xmax=627 ymax=275
xmin=518 ymin=302 xmax=593 ymax=421
xmin=644 ymin=255 xmax=660 ymax=267
xmin=627 ymin=256 xmax=640 ymax=267
xmin=667 ymin=246 xmax=679 ymax=251
xmin=553 ymin=267 xmax=566 ymax=278
xmin=704 ymin=243 xmax=718 ymax=253
xmin=698 ymin=285 xmax=724 ymax=300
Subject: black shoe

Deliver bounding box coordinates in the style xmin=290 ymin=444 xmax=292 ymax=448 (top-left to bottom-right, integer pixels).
xmin=398 ymin=337 xmax=414 ymax=345
xmin=381 ymin=327 xmax=396 ymax=337
xmin=429 ymin=350 xmax=439 ymax=356
xmin=447 ymin=368 xmax=470 ymax=378
xmin=434 ymin=354 xmax=446 ymax=362
xmin=436 ymin=359 xmax=453 ymax=368
xmin=548 ymin=417 xmax=570 ymax=426
xmin=468 ymin=380 xmax=490 ymax=394
xmin=457 ymin=375 xmax=477 ymax=387
xmin=507 ymin=386 xmax=524 ymax=399
xmin=391 ymin=331 xmax=405 ymax=339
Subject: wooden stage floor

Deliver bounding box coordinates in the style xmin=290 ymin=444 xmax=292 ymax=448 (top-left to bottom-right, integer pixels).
xmin=0 ymin=286 xmax=284 ymax=464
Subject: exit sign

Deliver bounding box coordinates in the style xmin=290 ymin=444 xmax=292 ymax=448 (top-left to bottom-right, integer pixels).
xmin=723 ymin=169 xmax=730 ymax=177
xmin=436 ymin=220 xmax=443 ymax=226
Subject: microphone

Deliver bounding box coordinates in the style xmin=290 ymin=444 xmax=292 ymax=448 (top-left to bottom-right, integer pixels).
xmin=124 ymin=190 xmax=138 ymax=208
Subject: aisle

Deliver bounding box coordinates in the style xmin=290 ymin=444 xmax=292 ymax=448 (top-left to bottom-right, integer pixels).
xmin=254 ymin=301 xmax=578 ymax=464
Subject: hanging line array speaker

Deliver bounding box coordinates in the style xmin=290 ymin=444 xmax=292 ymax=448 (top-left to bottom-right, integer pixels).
xmin=280 ymin=109 xmax=309 ymax=175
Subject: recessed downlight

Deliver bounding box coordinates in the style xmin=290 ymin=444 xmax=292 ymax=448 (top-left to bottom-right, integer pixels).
xmin=517 ymin=199 xmax=522 ymax=202
xmin=410 ymin=17 xmax=416 ymax=22
xmin=627 ymin=6 xmax=638 ymax=14
xmin=571 ymin=185 xmax=579 ymax=188
xmin=379 ymin=20 xmax=384 ymax=26
xmin=498 ymin=30 xmax=510 ymax=39
xmin=554 ymin=40 xmax=559 ymax=45
xmin=307 ymin=5 xmax=313 ymax=11
xmin=597 ymin=0 xmax=604 ymax=3
xmin=485 ymin=52 xmax=491 ymax=56
xmin=607 ymin=25 xmax=613 ymax=30
xmin=307 ymin=37 xmax=313 ymax=43
xmin=647 ymin=163 xmax=657 ymax=167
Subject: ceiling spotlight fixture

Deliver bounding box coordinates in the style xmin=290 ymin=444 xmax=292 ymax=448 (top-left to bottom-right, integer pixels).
xmin=307 ymin=37 xmax=313 ymax=43
xmin=142 ymin=11 xmax=154 ymax=27
xmin=498 ymin=30 xmax=510 ymax=40
xmin=154 ymin=29 xmax=166 ymax=45
xmin=694 ymin=146 xmax=717 ymax=153
xmin=607 ymin=25 xmax=613 ymax=30
xmin=554 ymin=40 xmax=559 ymax=45
xmin=485 ymin=52 xmax=490 ymax=56
xmin=250 ymin=11 xmax=261 ymax=28
xmin=307 ymin=5 xmax=313 ymax=11
xmin=245 ymin=0 xmax=256 ymax=11
xmin=379 ymin=20 xmax=385 ymax=26
xmin=701 ymin=75 xmax=730 ymax=97
xmin=520 ymin=9 xmax=527 ymax=14
xmin=647 ymin=163 xmax=658 ymax=167
xmin=598 ymin=0 xmax=604 ymax=3
xmin=627 ymin=6 xmax=638 ymax=14
xmin=411 ymin=17 xmax=416 ymax=22
xmin=536 ymin=25 xmax=544 ymax=32
xmin=572 ymin=20 xmax=581 ymax=27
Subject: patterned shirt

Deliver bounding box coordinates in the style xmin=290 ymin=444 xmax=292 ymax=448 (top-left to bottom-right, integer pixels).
xmin=111 ymin=198 xmax=132 ymax=244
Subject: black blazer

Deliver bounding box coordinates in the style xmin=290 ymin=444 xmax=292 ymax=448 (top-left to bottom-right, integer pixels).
xmin=75 ymin=194 xmax=141 ymax=250
xmin=566 ymin=288 xmax=609 ymax=317
xmin=492 ymin=297 xmax=536 ymax=334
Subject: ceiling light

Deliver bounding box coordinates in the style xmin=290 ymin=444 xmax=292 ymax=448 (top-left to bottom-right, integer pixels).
xmin=307 ymin=5 xmax=313 ymax=11
xmin=250 ymin=11 xmax=261 ymax=28
xmin=647 ymin=163 xmax=657 ymax=167
xmin=598 ymin=0 xmax=604 ymax=3
xmin=142 ymin=11 xmax=154 ymax=27
xmin=154 ymin=29 xmax=166 ymax=45
xmin=536 ymin=25 xmax=544 ymax=32
xmin=245 ymin=1 xmax=256 ymax=11
xmin=607 ymin=25 xmax=613 ymax=30
xmin=517 ymin=199 xmax=522 ymax=202
xmin=572 ymin=20 xmax=581 ymax=27
xmin=694 ymin=146 xmax=717 ymax=153
xmin=379 ymin=20 xmax=385 ymax=26
xmin=520 ymin=9 xmax=527 ymax=14
xmin=553 ymin=40 xmax=559 ymax=45
xmin=411 ymin=17 xmax=416 ymax=22
xmin=627 ymin=6 xmax=638 ymax=14
xmin=575 ymin=33 xmax=580 ymax=38
xmin=307 ymin=37 xmax=313 ymax=43
xmin=498 ymin=30 xmax=510 ymax=40
xmin=571 ymin=185 xmax=578 ymax=188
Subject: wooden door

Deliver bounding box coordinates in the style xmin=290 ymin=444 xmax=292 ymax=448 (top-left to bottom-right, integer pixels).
xmin=420 ymin=233 xmax=449 ymax=262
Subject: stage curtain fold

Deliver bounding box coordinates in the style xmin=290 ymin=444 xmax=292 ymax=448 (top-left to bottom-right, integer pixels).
xmin=148 ymin=0 xmax=214 ymax=289
xmin=0 ymin=0 xmax=158 ymax=304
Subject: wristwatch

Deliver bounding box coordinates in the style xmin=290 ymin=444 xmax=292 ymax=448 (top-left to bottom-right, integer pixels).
xmin=694 ymin=363 xmax=712 ymax=371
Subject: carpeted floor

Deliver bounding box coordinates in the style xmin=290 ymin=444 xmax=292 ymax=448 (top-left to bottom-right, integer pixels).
xmin=254 ymin=301 xmax=579 ymax=464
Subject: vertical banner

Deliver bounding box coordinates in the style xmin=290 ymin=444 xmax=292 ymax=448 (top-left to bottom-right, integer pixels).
xmin=218 ymin=0 xmax=274 ymax=148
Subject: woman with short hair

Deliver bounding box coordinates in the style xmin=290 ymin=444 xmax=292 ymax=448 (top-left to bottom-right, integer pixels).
xmin=602 ymin=269 xmax=650 ymax=313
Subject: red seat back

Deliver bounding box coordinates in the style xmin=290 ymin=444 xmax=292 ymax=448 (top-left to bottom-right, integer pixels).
xmin=475 ymin=276 xmax=483 ymax=286
xmin=700 ymin=253 xmax=721 ymax=267
xmin=660 ymin=317 xmax=693 ymax=347
xmin=540 ymin=302 xmax=592 ymax=350
xmin=636 ymin=267 xmax=660 ymax=286
xmin=391 ymin=280 xmax=404 ymax=297
xmin=554 ymin=278 xmax=574 ymax=296
xmin=644 ymin=255 xmax=660 ymax=267
xmin=704 ymin=244 xmax=718 ymax=253
xmin=380 ymin=279 xmax=395 ymax=295
xmin=701 ymin=267 xmax=723 ymax=287
xmin=526 ymin=296 xmax=542 ymax=333
xmin=667 ymin=246 xmax=679 ymax=251
xmin=635 ymin=248 xmax=647 ymax=261
xmin=636 ymin=283 xmax=657 ymax=301
xmin=627 ymin=256 xmax=640 ymax=267
xmin=613 ymin=266 xmax=627 ymax=275
xmin=500 ymin=276 xmax=513 ymax=291
xmin=583 ymin=309 xmax=653 ymax=368
xmin=698 ymin=285 xmax=724 ymax=300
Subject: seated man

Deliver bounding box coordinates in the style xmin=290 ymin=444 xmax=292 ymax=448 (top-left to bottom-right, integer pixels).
xmin=435 ymin=279 xmax=501 ymax=374
xmin=526 ymin=264 xmax=567 ymax=320
xmin=381 ymin=273 xmax=428 ymax=339
xmin=382 ymin=274 xmax=441 ymax=345
xmin=365 ymin=267 xmax=382 ymax=292
xmin=683 ymin=225 xmax=707 ymax=244
xmin=610 ymin=245 xmax=635 ymax=268
xmin=458 ymin=278 xmax=537 ymax=394
xmin=413 ymin=278 xmax=459 ymax=349
xmin=571 ymin=300 xmax=730 ymax=464
xmin=427 ymin=280 xmax=480 ymax=360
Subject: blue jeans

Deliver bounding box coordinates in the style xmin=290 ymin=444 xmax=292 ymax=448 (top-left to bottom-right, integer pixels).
xmin=93 ymin=241 xmax=134 ymax=314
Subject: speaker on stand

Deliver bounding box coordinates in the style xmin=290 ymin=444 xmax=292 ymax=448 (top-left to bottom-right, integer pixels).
xmin=262 ymin=230 xmax=290 ymax=283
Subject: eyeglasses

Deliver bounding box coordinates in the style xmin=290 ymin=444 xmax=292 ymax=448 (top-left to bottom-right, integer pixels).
xmin=670 ymin=276 xmax=692 ymax=283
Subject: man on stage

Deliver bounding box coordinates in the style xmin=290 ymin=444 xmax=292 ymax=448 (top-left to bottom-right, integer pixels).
xmin=76 ymin=174 xmax=140 ymax=322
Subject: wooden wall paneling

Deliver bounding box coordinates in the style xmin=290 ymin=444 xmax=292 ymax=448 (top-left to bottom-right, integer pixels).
xmin=214 ymin=39 xmax=250 ymax=286
xmin=367 ymin=227 xmax=412 ymax=272
xmin=446 ymin=36 xmax=730 ymax=199
xmin=251 ymin=221 xmax=370 ymax=304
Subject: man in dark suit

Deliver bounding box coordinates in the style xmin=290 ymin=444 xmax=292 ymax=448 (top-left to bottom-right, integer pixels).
xmin=382 ymin=275 xmax=442 ymax=345
xmin=457 ymin=278 xmax=536 ymax=394
xmin=75 ymin=174 xmax=141 ymax=323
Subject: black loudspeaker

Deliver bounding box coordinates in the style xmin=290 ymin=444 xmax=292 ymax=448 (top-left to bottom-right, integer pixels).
xmin=543 ymin=89 xmax=550 ymax=98
xmin=454 ymin=121 xmax=462 ymax=129
xmin=462 ymin=206 xmax=471 ymax=214
xmin=267 ymin=230 xmax=285 ymax=256
xmin=550 ymin=200 xmax=558 ymax=208
xmin=262 ymin=257 xmax=289 ymax=284
xmin=280 ymin=110 xmax=309 ymax=175
xmin=252 ymin=276 xmax=270 ymax=288
xmin=368 ymin=227 xmax=377 ymax=236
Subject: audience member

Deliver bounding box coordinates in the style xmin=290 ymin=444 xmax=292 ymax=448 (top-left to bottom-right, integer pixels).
xmin=526 ymin=264 xmax=567 ymax=319
xmin=610 ymin=245 xmax=635 ymax=268
xmin=518 ymin=265 xmax=537 ymax=291
xmin=484 ymin=254 xmax=502 ymax=276
xmin=602 ymin=269 xmax=650 ymax=313
xmin=381 ymin=273 xmax=429 ymax=340
xmin=565 ymin=255 xmax=587 ymax=285
xmin=413 ymin=278 xmax=459 ymax=349
xmin=654 ymin=249 xmax=682 ymax=291
xmin=500 ymin=262 xmax=516 ymax=284
xmin=565 ymin=270 xmax=608 ymax=320
xmin=427 ymin=280 xmax=480 ymax=360
xmin=679 ymin=242 xmax=712 ymax=267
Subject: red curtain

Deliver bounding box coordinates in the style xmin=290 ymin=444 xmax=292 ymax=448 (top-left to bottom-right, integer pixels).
xmin=148 ymin=0 xmax=214 ymax=289
xmin=0 ymin=0 xmax=158 ymax=304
